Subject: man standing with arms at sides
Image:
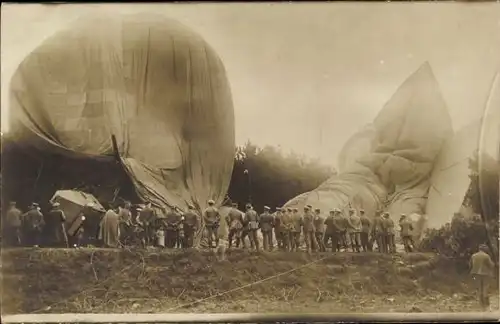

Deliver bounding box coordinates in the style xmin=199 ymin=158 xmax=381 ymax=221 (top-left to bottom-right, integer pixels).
xmin=5 ymin=201 xmax=22 ymax=247
xmin=323 ymin=209 xmax=339 ymax=252
xmin=22 ymin=202 xmax=45 ymax=247
xmin=259 ymin=206 xmax=274 ymax=251
xmin=226 ymin=202 xmax=244 ymax=249
xmin=347 ymin=209 xmax=362 ymax=252
xmin=382 ymin=212 xmax=396 ymax=253
xmin=373 ymin=210 xmax=386 ymax=253
xmin=165 ymin=206 xmax=182 ymax=248
xmin=45 ymin=202 xmax=67 ymax=248
xmin=281 ymin=206 xmax=294 ymax=251
xmin=302 ymin=205 xmax=317 ymax=253
xmin=244 ymin=203 xmax=260 ymax=251
xmin=313 ymin=208 xmax=326 ymax=252
xmin=183 ymin=204 xmax=199 ymax=248
xmin=336 ymin=208 xmax=349 ymax=252
xmin=118 ymin=201 xmax=132 ymax=246
xmin=359 ymin=209 xmax=372 ymax=252
xmin=399 ymin=214 xmax=415 ymax=252
xmin=290 ymin=207 xmax=303 ymax=252
xmin=137 ymin=202 xmax=156 ymax=247
xmin=274 ymin=208 xmax=283 ymax=250
xmin=470 ymin=244 xmax=496 ymax=311
xmin=203 ymin=200 xmax=221 ymax=249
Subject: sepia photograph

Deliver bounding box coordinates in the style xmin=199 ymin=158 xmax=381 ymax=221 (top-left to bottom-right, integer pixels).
xmin=1 ymin=2 xmax=499 ymax=322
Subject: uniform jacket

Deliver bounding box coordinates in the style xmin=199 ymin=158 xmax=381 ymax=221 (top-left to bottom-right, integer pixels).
xmin=313 ymin=214 xmax=325 ymax=233
xmin=470 ymin=251 xmax=495 ymax=277
xmin=259 ymin=212 xmax=274 ymax=232
xmin=245 ymin=209 xmax=259 ymax=230
xmin=399 ymin=219 xmax=413 ymax=236
xmin=203 ymin=206 xmax=220 ymax=226
xmin=6 ymin=207 xmax=22 ymax=228
xmin=302 ymin=211 xmax=315 ymax=232
xmin=183 ymin=211 xmax=199 ymax=228
xmin=227 ymin=208 xmax=244 ymax=230
xmin=165 ymin=211 xmax=182 ymax=229
xmin=383 ymin=217 xmax=395 ymax=235
xmin=291 ymin=212 xmax=303 ymax=232
xmin=360 ymin=215 xmax=371 ymax=233
xmin=23 ymin=208 xmax=45 ymax=230
xmin=324 ymin=215 xmax=341 ymax=233
xmin=347 ymin=214 xmax=362 ymax=233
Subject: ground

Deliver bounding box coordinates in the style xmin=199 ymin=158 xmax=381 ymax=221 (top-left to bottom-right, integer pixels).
xmin=1 ymin=248 xmax=498 ymax=314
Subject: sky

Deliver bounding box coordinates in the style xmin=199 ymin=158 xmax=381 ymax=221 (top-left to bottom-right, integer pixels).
xmin=2 ymin=3 xmax=500 ymax=167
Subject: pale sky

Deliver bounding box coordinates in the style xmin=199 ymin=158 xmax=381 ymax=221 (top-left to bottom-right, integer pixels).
xmin=2 ymin=3 xmax=500 ymax=167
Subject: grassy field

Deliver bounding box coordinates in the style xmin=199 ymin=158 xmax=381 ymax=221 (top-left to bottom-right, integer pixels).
xmin=1 ymin=247 xmax=498 ymax=314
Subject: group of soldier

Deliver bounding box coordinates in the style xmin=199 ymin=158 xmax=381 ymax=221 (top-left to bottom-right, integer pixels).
xmin=3 ymin=201 xmax=69 ymax=247
xmin=221 ymin=202 xmax=416 ymax=253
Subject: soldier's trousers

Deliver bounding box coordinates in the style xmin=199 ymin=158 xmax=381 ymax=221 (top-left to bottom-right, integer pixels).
xmin=4 ymin=226 xmax=20 ymax=247
xmin=275 ymin=229 xmax=283 ymax=249
xmin=290 ymin=231 xmax=301 ymax=251
xmin=360 ymin=232 xmax=370 ymax=252
xmin=315 ymin=232 xmax=326 ymax=252
xmin=323 ymin=232 xmax=338 ymax=252
xmin=205 ymin=225 xmax=219 ymax=248
xmin=183 ymin=227 xmax=196 ymax=248
xmin=376 ymin=234 xmax=387 ymax=253
xmin=228 ymin=228 xmax=241 ymax=248
xmin=248 ymin=229 xmax=259 ymax=250
xmin=166 ymin=229 xmax=178 ymax=248
xmin=349 ymin=232 xmax=361 ymax=252
xmin=303 ymin=231 xmax=318 ymax=252
xmin=262 ymin=230 xmax=273 ymax=251
xmin=385 ymin=234 xmax=395 ymax=253
xmin=240 ymin=229 xmax=253 ymax=249
xmin=402 ymin=235 xmax=414 ymax=252
xmin=473 ymin=275 xmax=491 ymax=309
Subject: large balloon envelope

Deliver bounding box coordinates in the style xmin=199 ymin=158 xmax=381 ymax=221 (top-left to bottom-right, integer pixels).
xmin=7 ymin=13 xmax=235 ymax=212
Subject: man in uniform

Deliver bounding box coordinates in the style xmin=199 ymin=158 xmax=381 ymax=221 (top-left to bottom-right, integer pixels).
xmin=281 ymin=206 xmax=295 ymax=251
xmin=336 ymin=209 xmax=349 ymax=251
xmin=382 ymin=212 xmax=396 ymax=253
xmin=274 ymin=207 xmax=283 ymax=250
xmin=323 ymin=209 xmax=339 ymax=252
xmin=313 ymin=208 xmax=326 ymax=252
xmin=226 ymin=203 xmax=244 ymax=249
xmin=183 ymin=204 xmax=199 ymax=248
xmin=118 ymin=201 xmax=132 ymax=246
xmin=22 ymin=202 xmax=45 ymax=247
xmin=203 ymin=200 xmax=221 ymax=248
xmin=373 ymin=210 xmax=386 ymax=253
xmin=5 ymin=201 xmax=22 ymax=247
xmin=359 ymin=209 xmax=372 ymax=252
xmin=470 ymin=244 xmax=496 ymax=310
xmin=290 ymin=207 xmax=303 ymax=251
xmin=244 ymin=203 xmax=260 ymax=251
xmin=302 ymin=205 xmax=317 ymax=253
xmin=165 ymin=206 xmax=183 ymax=248
xmin=137 ymin=202 xmax=156 ymax=247
xmin=45 ymin=202 xmax=68 ymax=248
xmin=347 ymin=208 xmax=362 ymax=252
xmin=259 ymin=206 xmax=274 ymax=251
xmin=399 ymin=214 xmax=415 ymax=252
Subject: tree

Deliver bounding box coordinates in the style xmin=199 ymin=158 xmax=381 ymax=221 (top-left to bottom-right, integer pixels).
xmin=227 ymin=141 xmax=336 ymax=212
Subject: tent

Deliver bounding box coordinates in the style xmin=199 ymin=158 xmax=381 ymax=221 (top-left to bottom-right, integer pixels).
xmin=3 ymin=13 xmax=235 ymax=215
xmin=283 ymin=62 xmax=453 ymax=235
xmin=50 ymin=190 xmax=105 ymax=237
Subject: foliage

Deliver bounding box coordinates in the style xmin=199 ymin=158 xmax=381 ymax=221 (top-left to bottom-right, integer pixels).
xmin=227 ymin=141 xmax=336 ymax=212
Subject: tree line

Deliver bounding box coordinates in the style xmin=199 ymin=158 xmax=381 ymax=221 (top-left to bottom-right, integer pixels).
xmin=226 ymin=141 xmax=336 ymax=212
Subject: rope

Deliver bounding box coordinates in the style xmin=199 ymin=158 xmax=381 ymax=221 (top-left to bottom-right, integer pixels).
xmin=165 ymin=254 xmax=331 ymax=312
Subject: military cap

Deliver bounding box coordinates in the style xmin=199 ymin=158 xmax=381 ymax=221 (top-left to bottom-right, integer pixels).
xmin=264 ymin=206 xmax=270 ymax=210
xmin=276 ymin=207 xmax=282 ymax=211
xmin=52 ymin=202 xmax=60 ymax=207
xmin=208 ymin=199 xmax=215 ymax=205
xmin=349 ymin=208 xmax=355 ymax=212
xmin=188 ymin=204 xmax=196 ymax=209
xmin=359 ymin=209 xmax=365 ymax=213
xmin=32 ymin=202 xmax=39 ymax=207
xmin=315 ymin=208 xmax=321 ymax=212
xmin=293 ymin=208 xmax=298 ymax=211
xmin=232 ymin=202 xmax=238 ymax=207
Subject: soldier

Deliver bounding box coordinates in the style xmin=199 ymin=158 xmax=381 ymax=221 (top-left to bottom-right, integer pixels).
xmin=399 ymin=214 xmax=415 ymax=252
xmin=203 ymin=200 xmax=221 ymax=248
xmin=274 ymin=208 xmax=283 ymax=250
xmin=137 ymin=202 xmax=156 ymax=247
xmin=280 ymin=207 xmax=293 ymax=251
xmin=347 ymin=209 xmax=362 ymax=252
xmin=4 ymin=201 xmax=22 ymax=247
xmin=183 ymin=204 xmax=199 ymax=248
xmin=22 ymin=202 xmax=45 ymax=247
xmin=244 ymin=203 xmax=260 ymax=251
xmin=302 ymin=205 xmax=317 ymax=253
xmin=226 ymin=203 xmax=244 ymax=248
xmin=323 ymin=209 xmax=338 ymax=252
xmin=290 ymin=207 xmax=303 ymax=251
xmin=313 ymin=208 xmax=326 ymax=252
xmin=165 ymin=206 xmax=183 ymax=248
xmin=359 ymin=209 xmax=372 ymax=252
xmin=259 ymin=206 xmax=274 ymax=251
xmin=373 ymin=210 xmax=386 ymax=253
xmin=382 ymin=212 xmax=396 ymax=253
xmin=337 ymin=209 xmax=349 ymax=251
xmin=470 ymin=244 xmax=496 ymax=310
xmin=118 ymin=201 xmax=132 ymax=246
xmin=45 ymin=202 xmax=68 ymax=248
